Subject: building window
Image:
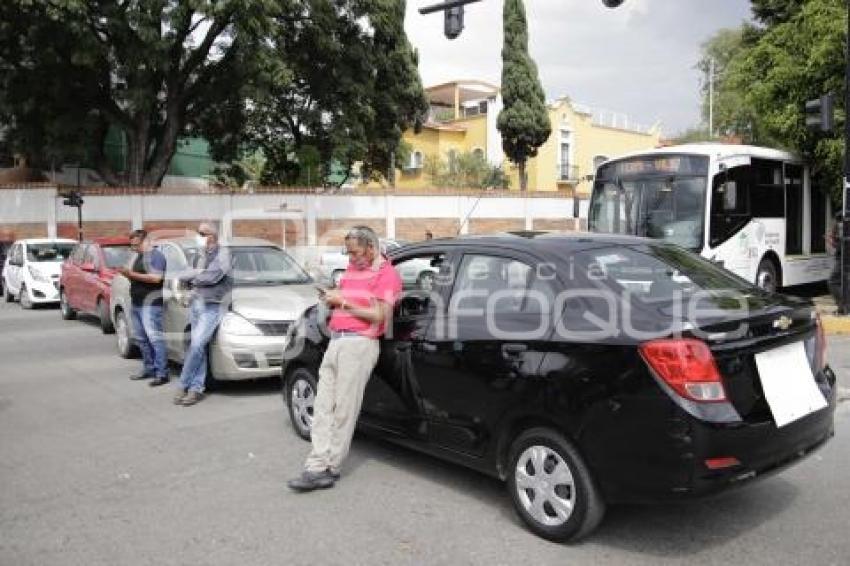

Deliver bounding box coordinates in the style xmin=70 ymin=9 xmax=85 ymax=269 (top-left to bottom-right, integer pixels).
xmin=412 ymin=151 xmax=423 ymax=169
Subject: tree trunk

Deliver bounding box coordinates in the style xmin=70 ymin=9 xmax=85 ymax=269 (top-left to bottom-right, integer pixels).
xmin=518 ymin=160 xmax=527 ymax=191
xmin=142 ymin=101 xmax=183 ymax=187
xmin=125 ymin=117 xmax=151 ymax=187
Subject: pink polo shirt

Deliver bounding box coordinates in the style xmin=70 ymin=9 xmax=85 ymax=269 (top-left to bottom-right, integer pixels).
xmin=328 ymin=256 xmax=402 ymax=338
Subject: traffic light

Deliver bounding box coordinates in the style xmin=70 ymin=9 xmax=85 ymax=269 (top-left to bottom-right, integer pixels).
xmin=805 ymin=93 xmax=835 ymax=132
xmin=445 ymin=6 xmax=464 ymax=39
xmin=62 ymin=191 xmax=84 ymax=207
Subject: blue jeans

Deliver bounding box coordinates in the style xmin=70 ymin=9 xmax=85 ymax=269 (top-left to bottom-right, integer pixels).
xmin=131 ymin=304 xmax=167 ymax=378
xmin=179 ymin=299 xmax=225 ymax=393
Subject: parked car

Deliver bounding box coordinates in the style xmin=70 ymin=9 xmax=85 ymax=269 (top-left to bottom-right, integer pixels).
xmin=318 ymin=238 xmax=435 ymax=289
xmin=110 ymin=237 xmax=319 ymax=386
xmin=59 ymin=237 xmax=132 ymax=333
xmin=2 ymin=238 xmax=76 ymax=309
xmin=0 ymin=239 xmax=12 ymax=295
xmin=281 ymin=232 xmax=836 ymax=542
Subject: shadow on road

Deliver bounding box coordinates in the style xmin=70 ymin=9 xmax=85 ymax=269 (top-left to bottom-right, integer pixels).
xmin=342 ymin=431 xmax=798 ymax=554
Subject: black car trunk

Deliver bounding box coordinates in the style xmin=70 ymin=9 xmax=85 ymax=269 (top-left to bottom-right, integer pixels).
xmin=690 ymin=298 xmax=821 ymax=424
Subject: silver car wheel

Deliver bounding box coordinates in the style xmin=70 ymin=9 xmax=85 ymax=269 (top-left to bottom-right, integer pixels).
xmin=514 ymin=445 xmax=576 ymax=528
xmin=116 ymin=312 xmax=130 ymax=355
xmin=291 ymin=377 xmax=315 ymax=433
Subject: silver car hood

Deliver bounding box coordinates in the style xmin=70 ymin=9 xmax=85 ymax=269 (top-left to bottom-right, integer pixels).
xmin=230 ymin=284 xmax=318 ymax=322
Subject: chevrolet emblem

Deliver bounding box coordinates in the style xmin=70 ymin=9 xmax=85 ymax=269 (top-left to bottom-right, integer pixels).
xmin=772 ymin=316 xmax=793 ymax=331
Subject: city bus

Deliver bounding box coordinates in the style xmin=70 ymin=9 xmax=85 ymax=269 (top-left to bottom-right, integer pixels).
xmin=587 ymin=144 xmax=834 ymax=292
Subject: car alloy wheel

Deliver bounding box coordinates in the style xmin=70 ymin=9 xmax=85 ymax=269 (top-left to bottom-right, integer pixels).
xmin=507 ymin=428 xmax=605 ymax=542
xmin=514 ymin=445 xmax=576 ymax=527
xmin=286 ymin=368 xmax=317 ymax=441
xmin=115 ymin=309 xmax=137 ymax=359
xmin=60 ymin=290 xmax=76 ymax=320
xmin=19 ymin=285 xmax=32 ymax=309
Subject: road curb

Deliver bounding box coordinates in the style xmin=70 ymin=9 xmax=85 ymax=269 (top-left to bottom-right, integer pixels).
xmin=822 ymin=315 xmax=850 ymax=336
xmin=838 ymin=388 xmax=850 ymax=404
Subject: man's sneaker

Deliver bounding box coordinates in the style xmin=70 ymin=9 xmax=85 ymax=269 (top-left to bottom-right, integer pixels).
xmin=180 ymin=391 xmax=204 ymax=406
xmin=287 ymin=470 xmax=336 ymax=492
xmin=173 ymin=389 xmax=188 ymax=405
xmin=149 ymin=377 xmax=169 ymax=387
xmin=130 ymin=372 xmax=153 ymax=381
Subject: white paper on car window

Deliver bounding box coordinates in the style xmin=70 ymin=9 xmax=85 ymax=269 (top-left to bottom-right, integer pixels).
xmin=754 ymin=341 xmax=828 ymax=428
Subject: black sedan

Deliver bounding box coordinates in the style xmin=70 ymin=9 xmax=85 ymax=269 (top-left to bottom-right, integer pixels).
xmin=280 ymin=232 xmax=836 ymax=542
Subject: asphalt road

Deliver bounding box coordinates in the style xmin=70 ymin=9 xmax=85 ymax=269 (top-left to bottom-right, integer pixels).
xmin=0 ymin=304 xmax=848 ymax=566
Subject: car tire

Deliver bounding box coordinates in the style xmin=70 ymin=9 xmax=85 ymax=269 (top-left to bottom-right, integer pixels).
xmin=19 ymin=285 xmax=33 ymax=310
xmin=98 ymin=298 xmax=114 ymax=334
xmin=285 ymin=367 xmax=318 ymax=441
xmin=4 ymin=282 xmax=15 ymax=303
xmin=507 ymin=428 xmax=606 ymax=543
xmin=417 ymin=271 xmax=435 ymax=291
xmin=59 ymin=289 xmax=77 ymax=320
xmin=755 ymin=258 xmax=780 ymax=293
xmin=331 ymin=270 xmax=344 ymax=289
xmin=115 ymin=308 xmax=139 ymax=359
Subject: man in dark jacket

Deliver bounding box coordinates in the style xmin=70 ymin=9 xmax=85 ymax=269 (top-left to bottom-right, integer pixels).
xmin=119 ymin=230 xmax=169 ymax=386
xmin=174 ymin=222 xmax=232 ymax=406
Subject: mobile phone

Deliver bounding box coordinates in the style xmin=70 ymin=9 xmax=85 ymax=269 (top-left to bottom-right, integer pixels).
xmin=315 ymin=285 xmax=327 ymax=297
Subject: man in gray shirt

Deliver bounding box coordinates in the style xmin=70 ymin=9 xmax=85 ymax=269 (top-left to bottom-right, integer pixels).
xmin=174 ymin=222 xmax=232 ymax=406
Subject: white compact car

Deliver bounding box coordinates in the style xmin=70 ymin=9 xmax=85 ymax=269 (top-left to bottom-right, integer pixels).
xmin=2 ymin=238 xmax=76 ymax=308
xmin=318 ymin=238 xmax=436 ymax=290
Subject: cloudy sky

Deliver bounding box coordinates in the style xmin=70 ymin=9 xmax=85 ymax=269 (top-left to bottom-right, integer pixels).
xmin=404 ymin=0 xmax=753 ymax=136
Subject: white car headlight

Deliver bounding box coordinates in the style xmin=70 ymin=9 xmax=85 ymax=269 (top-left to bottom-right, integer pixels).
xmin=220 ymin=313 xmax=263 ymax=336
xmin=27 ymin=265 xmax=50 ymax=283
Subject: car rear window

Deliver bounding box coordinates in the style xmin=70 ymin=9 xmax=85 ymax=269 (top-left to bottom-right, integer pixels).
xmin=575 ymin=244 xmax=753 ymax=301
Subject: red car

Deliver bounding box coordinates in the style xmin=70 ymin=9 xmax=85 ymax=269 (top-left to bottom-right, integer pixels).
xmin=59 ymin=237 xmax=133 ymax=333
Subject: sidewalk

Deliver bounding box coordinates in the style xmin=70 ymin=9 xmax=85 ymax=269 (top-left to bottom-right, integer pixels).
xmin=811 ymin=294 xmax=850 ymax=335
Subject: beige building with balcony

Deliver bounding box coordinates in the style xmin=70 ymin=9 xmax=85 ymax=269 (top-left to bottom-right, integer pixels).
xmin=389 ymin=80 xmax=663 ymax=195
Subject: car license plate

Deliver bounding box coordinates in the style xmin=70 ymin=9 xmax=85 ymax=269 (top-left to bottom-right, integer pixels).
xmin=754 ymin=341 xmax=828 ymax=428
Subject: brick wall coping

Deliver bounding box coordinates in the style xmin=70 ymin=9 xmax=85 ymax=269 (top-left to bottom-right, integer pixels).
xmin=0 ymin=183 xmax=580 ymax=199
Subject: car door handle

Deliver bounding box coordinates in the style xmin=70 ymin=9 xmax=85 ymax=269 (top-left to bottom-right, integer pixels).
xmin=502 ymin=343 xmax=527 ymax=358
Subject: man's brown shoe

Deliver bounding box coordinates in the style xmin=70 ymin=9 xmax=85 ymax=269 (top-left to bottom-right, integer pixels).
xmin=173 ymin=389 xmax=188 ymax=405
xmin=180 ymin=391 xmax=204 ymax=406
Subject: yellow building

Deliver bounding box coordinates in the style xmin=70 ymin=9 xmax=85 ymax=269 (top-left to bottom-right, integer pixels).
xmin=387 ymin=80 xmax=663 ymax=195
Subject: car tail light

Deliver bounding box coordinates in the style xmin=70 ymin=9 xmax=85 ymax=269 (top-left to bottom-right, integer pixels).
xmin=815 ymin=314 xmax=827 ymax=372
xmin=705 ymin=456 xmax=740 ymax=470
xmin=639 ymin=338 xmax=727 ymax=403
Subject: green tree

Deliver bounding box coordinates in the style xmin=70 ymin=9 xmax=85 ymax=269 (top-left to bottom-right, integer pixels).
xmin=698 ymin=0 xmax=846 ymax=203
xmin=0 ymin=0 xmax=274 ymax=187
xmin=497 ymin=0 xmax=550 ymax=191
xmin=204 ymin=0 xmax=427 ymax=187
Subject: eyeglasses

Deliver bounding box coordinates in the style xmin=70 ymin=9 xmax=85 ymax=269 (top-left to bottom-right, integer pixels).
xmin=198 ymin=232 xmax=213 ymax=237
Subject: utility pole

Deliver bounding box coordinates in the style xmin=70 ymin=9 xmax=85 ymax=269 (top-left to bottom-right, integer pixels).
xmin=709 ymin=57 xmax=715 ymax=138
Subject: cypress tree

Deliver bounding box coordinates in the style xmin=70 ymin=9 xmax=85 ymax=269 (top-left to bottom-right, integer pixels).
xmin=497 ymin=0 xmax=551 ymax=191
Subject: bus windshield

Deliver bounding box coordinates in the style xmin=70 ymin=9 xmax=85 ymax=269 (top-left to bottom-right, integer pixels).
xmin=588 ymin=155 xmax=709 ymax=251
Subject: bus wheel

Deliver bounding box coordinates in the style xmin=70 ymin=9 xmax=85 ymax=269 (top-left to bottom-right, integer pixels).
xmin=756 ymin=258 xmax=779 ymax=293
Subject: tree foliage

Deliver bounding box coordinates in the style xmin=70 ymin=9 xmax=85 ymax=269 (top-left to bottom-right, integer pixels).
xmin=497 ymin=0 xmax=550 ymax=191
xmin=0 ymin=0 xmax=428 ymax=187
xmin=423 ymin=151 xmax=509 ymax=190
xmin=698 ymin=0 xmax=846 ymax=203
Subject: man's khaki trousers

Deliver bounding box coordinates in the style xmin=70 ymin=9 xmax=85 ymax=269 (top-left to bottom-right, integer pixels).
xmin=304 ymin=335 xmax=380 ymax=473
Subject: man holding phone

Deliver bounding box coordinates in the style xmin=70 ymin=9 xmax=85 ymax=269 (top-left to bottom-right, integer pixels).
xmin=288 ymin=225 xmax=402 ymax=492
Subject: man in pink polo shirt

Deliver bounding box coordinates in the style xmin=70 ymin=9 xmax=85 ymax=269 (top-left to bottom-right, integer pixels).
xmin=288 ymin=226 xmax=402 ymax=492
